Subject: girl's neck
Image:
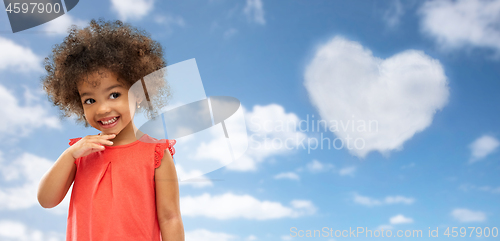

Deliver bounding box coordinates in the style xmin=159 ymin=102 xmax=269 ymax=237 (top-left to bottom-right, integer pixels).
xmin=108 ymin=120 xmax=145 ymax=146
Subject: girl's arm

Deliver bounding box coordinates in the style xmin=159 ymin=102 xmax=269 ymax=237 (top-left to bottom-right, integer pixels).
xmin=155 ymin=149 xmax=185 ymax=241
xmin=37 ymin=148 xmax=76 ymax=209
xmin=37 ymin=134 xmax=115 ymax=208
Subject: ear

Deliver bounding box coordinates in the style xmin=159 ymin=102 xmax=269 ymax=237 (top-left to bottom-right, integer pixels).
xmin=136 ymin=96 xmax=145 ymax=104
xmin=130 ymin=92 xmax=144 ymax=104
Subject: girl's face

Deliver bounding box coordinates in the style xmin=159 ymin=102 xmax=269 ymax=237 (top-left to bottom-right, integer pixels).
xmin=77 ymin=69 xmax=139 ymax=137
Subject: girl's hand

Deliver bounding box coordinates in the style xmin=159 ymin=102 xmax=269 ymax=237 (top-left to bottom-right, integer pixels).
xmin=68 ymin=134 xmax=116 ymax=160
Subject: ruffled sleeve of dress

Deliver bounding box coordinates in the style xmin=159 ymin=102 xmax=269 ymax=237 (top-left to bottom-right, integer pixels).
xmin=154 ymin=139 xmax=176 ymax=169
xmin=69 ymin=137 xmax=83 ymax=165
xmin=69 ymin=137 xmax=82 ymax=146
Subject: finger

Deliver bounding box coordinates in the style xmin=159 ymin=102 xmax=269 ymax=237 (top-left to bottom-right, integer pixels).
xmin=93 ymin=132 xmax=113 ymax=137
xmin=100 ymin=134 xmax=116 ymax=139
xmin=89 ymin=134 xmax=115 ymax=140
xmin=91 ymin=144 xmax=106 ymax=151
xmin=95 ymin=138 xmax=114 ymax=146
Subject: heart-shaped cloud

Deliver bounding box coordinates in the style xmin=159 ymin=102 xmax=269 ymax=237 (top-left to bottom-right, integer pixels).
xmin=304 ymin=36 xmax=449 ymax=158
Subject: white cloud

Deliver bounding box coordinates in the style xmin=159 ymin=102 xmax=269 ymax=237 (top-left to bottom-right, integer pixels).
xmin=246 ymin=235 xmax=258 ymax=240
xmin=0 ymin=84 xmax=61 ymax=138
xmin=111 ymin=0 xmax=154 ymax=21
xmin=154 ymin=14 xmax=186 ymax=35
xmin=469 ymin=135 xmax=499 ymax=163
xmin=459 ymin=184 xmax=500 ymax=194
xmin=274 ymin=172 xmax=300 ymax=181
xmin=154 ymin=14 xmax=185 ymax=27
xmin=185 ymin=229 xmax=237 ymax=241
xmin=384 ymin=196 xmax=415 ymax=205
xmin=419 ymin=0 xmax=500 ymax=53
xmin=304 ymin=36 xmax=449 ymax=158
xmin=170 ymin=102 xmax=249 ymax=177
xmin=377 ymin=224 xmax=394 ymax=230
xmin=224 ymin=28 xmax=238 ymax=39
xmin=0 ymin=151 xmax=69 ymax=214
xmin=226 ymin=104 xmax=307 ymax=171
xmin=290 ymin=200 xmax=315 ymax=210
xmin=353 ymin=193 xmax=415 ymax=207
xmin=181 ymin=193 xmax=316 ymax=220
xmin=225 ymin=154 xmax=257 ymax=171
xmin=0 ymin=37 xmax=42 ymax=73
xmin=353 ymin=193 xmax=382 ymax=206
xmin=390 ymin=214 xmax=414 ymax=224
xmin=176 ymin=164 xmax=213 ymax=188
xmin=306 ymin=159 xmax=334 ymax=173
xmin=401 ymin=162 xmax=415 ymax=169
xmin=0 ymin=219 xmax=63 ymax=241
xmin=339 ymin=166 xmax=356 ymax=176
xmin=42 ymin=14 xmax=87 ymax=36
xmin=383 ymin=0 xmax=405 ymax=27
xmin=482 ymin=187 xmax=500 ymax=193
xmin=244 ymin=0 xmax=266 ymax=25
xmin=451 ymin=208 xmax=487 ymax=222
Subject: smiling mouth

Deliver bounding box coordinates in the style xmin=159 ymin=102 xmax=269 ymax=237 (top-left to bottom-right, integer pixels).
xmin=99 ymin=116 xmax=119 ymax=126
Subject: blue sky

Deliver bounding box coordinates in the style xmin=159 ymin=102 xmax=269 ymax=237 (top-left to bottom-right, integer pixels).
xmin=1 ymin=0 xmax=500 ymax=240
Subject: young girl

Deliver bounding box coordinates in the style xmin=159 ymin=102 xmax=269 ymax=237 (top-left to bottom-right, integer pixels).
xmin=37 ymin=19 xmax=185 ymax=241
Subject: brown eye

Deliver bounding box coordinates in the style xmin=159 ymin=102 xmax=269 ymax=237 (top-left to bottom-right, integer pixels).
xmin=84 ymin=98 xmax=95 ymax=105
xmin=110 ymin=92 xmax=121 ymax=99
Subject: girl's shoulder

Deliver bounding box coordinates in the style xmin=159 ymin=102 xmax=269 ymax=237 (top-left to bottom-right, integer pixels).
xmin=139 ymin=134 xmax=174 ymax=145
xmin=69 ymin=137 xmax=83 ymax=146
xmin=145 ymin=134 xmax=176 ymax=168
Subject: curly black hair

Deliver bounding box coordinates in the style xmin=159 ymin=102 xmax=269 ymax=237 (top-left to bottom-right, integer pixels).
xmin=41 ymin=18 xmax=171 ymax=127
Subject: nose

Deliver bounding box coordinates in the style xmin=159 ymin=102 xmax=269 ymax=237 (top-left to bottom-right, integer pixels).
xmin=96 ymin=101 xmax=112 ymax=117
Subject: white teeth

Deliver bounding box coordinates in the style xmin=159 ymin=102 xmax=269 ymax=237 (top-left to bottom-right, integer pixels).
xmin=101 ymin=117 xmax=117 ymax=125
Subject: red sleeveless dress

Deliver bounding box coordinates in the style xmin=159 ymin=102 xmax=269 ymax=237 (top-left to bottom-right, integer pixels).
xmin=66 ymin=134 xmax=176 ymax=241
